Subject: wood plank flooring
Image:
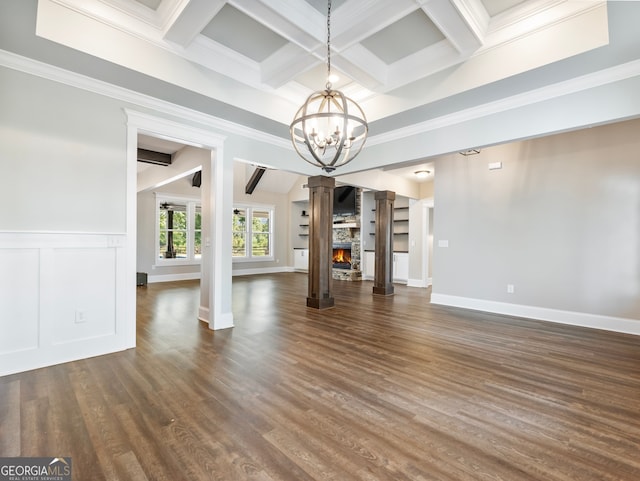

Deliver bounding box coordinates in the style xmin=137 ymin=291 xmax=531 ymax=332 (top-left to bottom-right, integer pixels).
xmin=2 ymin=273 xmax=640 ymax=480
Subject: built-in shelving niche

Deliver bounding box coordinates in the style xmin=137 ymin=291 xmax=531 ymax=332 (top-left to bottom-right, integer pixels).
xmin=292 ymin=200 xmax=310 ymax=249
xmin=362 ymin=191 xmax=410 ymax=253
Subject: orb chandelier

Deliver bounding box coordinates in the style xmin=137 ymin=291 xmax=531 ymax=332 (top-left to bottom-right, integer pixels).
xmin=289 ymin=0 xmax=368 ymax=173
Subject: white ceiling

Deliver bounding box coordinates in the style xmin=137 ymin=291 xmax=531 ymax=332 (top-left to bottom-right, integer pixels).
xmin=25 ymin=0 xmax=640 ymax=196
xmin=42 ymin=0 xmax=609 ymax=125
xmin=83 ymin=0 xmax=612 ymax=189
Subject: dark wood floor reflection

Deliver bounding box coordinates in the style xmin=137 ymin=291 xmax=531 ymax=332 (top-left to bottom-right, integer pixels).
xmin=2 ymin=273 xmax=640 ymax=480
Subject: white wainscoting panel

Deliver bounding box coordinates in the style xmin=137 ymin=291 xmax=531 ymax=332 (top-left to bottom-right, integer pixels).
xmin=0 ymin=232 xmax=131 ymax=376
xmin=49 ymin=248 xmax=117 ymax=344
xmin=0 ymin=249 xmax=40 ymax=354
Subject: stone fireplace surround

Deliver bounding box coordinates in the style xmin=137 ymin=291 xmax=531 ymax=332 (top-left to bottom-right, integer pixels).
xmin=332 ymin=216 xmax=362 ymax=281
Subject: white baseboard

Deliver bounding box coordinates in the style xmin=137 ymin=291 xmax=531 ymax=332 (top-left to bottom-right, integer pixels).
xmin=0 ymin=341 xmax=133 ymax=377
xmin=407 ymin=277 xmax=432 ymax=288
xmin=198 ymin=306 xmax=209 ymax=323
xmin=233 ymin=266 xmax=293 ymax=276
xmin=148 ymin=272 xmax=201 ymax=283
xmin=198 ymin=306 xmax=233 ymax=330
xmin=430 ymin=293 xmax=640 ymax=336
xmin=209 ymin=313 xmax=234 ymax=330
xmin=149 ymin=267 xmax=295 ymax=282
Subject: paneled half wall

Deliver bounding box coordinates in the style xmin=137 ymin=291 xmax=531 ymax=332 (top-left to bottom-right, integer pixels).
xmin=0 ymin=232 xmax=132 ymax=376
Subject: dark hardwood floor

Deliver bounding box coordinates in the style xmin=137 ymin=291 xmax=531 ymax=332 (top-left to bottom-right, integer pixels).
xmin=2 ymin=273 xmax=640 ymax=480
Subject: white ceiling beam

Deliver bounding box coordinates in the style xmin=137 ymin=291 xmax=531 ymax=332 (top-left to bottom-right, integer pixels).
xmin=330 ymin=0 xmax=418 ymax=52
xmin=53 ymin=0 xmax=166 ymax=39
xmin=384 ymin=40 xmax=464 ymax=92
xmin=232 ymin=0 xmax=325 ymax=51
xmin=331 ymin=56 xmax=386 ymax=93
xmin=449 ymin=0 xmax=490 ymax=44
xmin=163 ymin=0 xmax=225 ymax=47
xmin=261 ymin=44 xmax=321 ymax=89
xmin=155 ymin=0 xmax=191 ymax=30
xmin=485 ymin=0 xmax=605 ymax=48
xmin=419 ymin=0 xmax=486 ymax=54
xmin=184 ymin=36 xmax=262 ymax=87
xmin=337 ymin=44 xmax=388 ymax=91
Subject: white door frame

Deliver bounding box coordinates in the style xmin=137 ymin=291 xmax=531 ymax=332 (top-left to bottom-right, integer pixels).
xmin=125 ymin=109 xmax=232 ymax=344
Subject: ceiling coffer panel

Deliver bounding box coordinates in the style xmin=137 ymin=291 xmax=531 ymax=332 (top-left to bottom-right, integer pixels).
xmin=201 ymin=4 xmax=288 ymax=63
xmin=360 ymin=9 xmax=445 ymax=65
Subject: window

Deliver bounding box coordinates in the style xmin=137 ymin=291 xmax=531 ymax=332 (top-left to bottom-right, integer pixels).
xmin=232 ymin=205 xmax=274 ymax=260
xmin=156 ymin=195 xmax=201 ymax=264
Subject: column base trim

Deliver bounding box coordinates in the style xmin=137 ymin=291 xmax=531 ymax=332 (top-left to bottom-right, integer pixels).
xmin=373 ymin=286 xmax=395 ymax=296
xmin=307 ymin=297 xmax=335 ymax=309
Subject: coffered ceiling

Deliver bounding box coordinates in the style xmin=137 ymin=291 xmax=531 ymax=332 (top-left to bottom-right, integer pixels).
xmin=20 ymin=0 xmax=640 ymax=188
xmin=37 ymin=0 xmax=610 ymax=125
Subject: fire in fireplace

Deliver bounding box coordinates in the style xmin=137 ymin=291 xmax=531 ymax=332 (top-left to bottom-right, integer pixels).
xmin=333 ymin=244 xmax=352 ymax=269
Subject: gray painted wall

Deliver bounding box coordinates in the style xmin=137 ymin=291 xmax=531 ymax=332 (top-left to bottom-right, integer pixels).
xmin=0 ymin=66 xmax=133 ymax=374
xmin=432 ymin=118 xmax=640 ymax=321
xmin=1 ymin=66 xmax=126 ymax=232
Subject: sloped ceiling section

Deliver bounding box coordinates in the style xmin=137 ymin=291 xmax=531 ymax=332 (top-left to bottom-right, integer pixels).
xmin=36 ymin=0 xmax=609 ymax=124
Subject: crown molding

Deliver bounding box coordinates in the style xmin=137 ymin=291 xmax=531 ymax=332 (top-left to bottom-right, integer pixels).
xmin=367 ymin=58 xmax=640 ymax=147
xmin=0 ymin=48 xmax=291 ymax=150
xmin=3 ymin=47 xmax=640 ymax=157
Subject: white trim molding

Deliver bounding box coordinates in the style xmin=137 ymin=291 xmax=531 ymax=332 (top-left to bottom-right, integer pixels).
xmin=0 ymin=232 xmax=131 ymax=376
xmin=367 ymin=58 xmax=640 ymax=147
xmin=233 ymin=266 xmax=293 ymax=276
xmin=147 ymin=272 xmax=201 ymax=283
xmin=125 ymin=108 xmax=234 ymax=332
xmin=430 ymin=293 xmax=640 ymax=336
xmin=407 ymin=278 xmax=432 ymax=288
xmin=0 ymin=49 xmax=290 ymax=150
xmin=5 ymin=46 xmax=640 ymax=161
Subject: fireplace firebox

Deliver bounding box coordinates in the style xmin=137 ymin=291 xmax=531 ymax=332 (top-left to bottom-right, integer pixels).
xmin=333 ymin=243 xmax=352 ymax=269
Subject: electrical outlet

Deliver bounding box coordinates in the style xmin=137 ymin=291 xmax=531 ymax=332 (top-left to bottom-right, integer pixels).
xmin=75 ymin=309 xmax=87 ymax=323
xmin=507 ymin=284 xmax=515 ymax=294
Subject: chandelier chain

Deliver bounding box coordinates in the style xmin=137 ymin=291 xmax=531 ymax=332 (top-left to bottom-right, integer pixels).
xmin=326 ymin=0 xmax=331 ymax=88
